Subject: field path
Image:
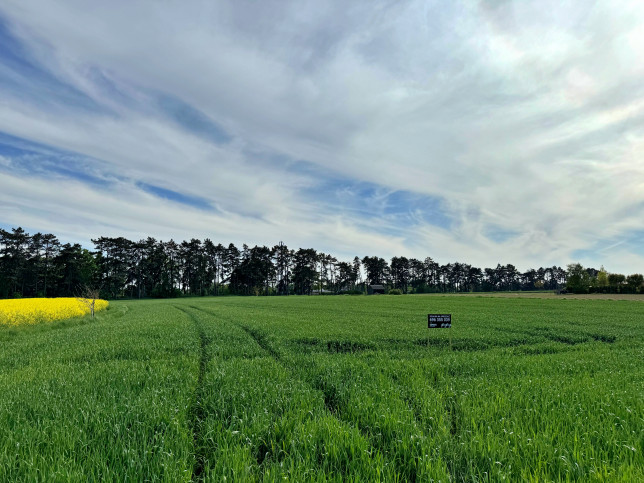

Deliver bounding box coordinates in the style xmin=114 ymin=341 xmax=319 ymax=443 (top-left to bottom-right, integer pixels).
xmin=174 ymin=305 xmax=211 ymax=481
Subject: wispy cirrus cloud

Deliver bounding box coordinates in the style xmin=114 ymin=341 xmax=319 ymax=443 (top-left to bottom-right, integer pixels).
xmin=0 ymin=0 xmax=644 ymax=273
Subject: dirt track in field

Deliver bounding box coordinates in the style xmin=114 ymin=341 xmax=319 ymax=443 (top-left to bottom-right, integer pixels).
xmin=423 ymin=292 xmax=644 ymax=302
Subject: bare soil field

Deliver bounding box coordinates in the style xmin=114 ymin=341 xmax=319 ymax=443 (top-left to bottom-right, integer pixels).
xmin=434 ymin=291 xmax=644 ymax=301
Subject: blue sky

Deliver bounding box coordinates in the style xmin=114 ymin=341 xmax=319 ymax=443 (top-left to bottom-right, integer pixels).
xmin=1 ymin=0 xmax=644 ymax=273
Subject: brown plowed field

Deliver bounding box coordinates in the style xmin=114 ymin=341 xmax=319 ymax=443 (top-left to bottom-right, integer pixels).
xmin=424 ymin=292 xmax=644 ymax=301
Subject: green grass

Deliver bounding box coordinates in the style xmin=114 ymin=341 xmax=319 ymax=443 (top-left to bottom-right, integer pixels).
xmin=1 ymin=295 xmax=642 ymax=481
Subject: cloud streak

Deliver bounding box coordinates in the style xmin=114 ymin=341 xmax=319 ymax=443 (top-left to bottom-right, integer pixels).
xmin=0 ymin=0 xmax=643 ymax=273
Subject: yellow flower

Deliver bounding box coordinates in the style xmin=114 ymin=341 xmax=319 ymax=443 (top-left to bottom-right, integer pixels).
xmin=0 ymin=298 xmax=109 ymax=326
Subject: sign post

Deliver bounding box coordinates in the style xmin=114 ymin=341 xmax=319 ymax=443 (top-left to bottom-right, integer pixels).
xmin=427 ymin=314 xmax=452 ymax=349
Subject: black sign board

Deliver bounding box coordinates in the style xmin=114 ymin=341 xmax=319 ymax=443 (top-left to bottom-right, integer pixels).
xmin=428 ymin=314 xmax=451 ymax=328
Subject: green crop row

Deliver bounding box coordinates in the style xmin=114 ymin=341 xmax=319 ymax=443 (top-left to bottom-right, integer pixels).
xmin=0 ymin=295 xmax=642 ymax=481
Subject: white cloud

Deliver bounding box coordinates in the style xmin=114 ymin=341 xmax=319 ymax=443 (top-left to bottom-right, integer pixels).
xmin=0 ymin=0 xmax=644 ymax=272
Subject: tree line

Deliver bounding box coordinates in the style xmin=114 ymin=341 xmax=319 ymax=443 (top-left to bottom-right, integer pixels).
xmin=0 ymin=227 xmax=641 ymax=299
xmin=565 ymin=263 xmax=644 ymax=294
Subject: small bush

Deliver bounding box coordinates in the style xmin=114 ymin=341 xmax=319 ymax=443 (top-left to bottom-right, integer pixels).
xmin=388 ymin=289 xmax=403 ymax=295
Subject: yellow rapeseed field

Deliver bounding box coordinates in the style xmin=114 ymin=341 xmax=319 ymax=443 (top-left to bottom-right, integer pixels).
xmin=0 ymin=298 xmax=109 ymax=326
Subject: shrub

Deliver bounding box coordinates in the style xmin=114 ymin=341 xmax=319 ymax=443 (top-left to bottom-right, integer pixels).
xmin=388 ymin=288 xmax=403 ymax=295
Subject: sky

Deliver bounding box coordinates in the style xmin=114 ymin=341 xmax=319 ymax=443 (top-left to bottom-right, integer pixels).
xmin=1 ymin=0 xmax=643 ymax=274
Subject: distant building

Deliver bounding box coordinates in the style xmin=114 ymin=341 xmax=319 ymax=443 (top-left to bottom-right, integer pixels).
xmin=367 ymin=284 xmax=386 ymax=295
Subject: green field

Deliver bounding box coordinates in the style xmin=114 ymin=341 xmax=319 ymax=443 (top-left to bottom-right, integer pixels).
xmin=1 ymin=295 xmax=643 ymax=481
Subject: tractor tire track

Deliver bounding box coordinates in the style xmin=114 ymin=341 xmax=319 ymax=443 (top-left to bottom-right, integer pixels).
xmin=174 ymin=305 xmax=210 ymax=482
xmin=187 ymin=305 xmax=415 ymax=470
